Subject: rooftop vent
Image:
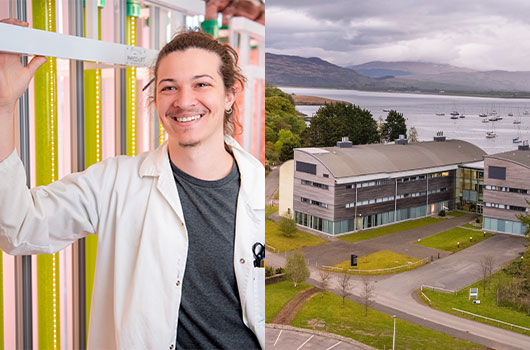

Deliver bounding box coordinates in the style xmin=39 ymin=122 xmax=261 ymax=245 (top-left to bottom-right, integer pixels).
xmin=337 ymin=136 xmax=353 ymax=148
xmin=434 ymin=131 xmax=446 ymax=142
xmin=519 ymin=140 xmax=529 ymax=151
xmin=395 ymin=134 xmax=408 ymax=145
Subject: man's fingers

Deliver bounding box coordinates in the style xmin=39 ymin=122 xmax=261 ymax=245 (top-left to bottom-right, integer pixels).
xmin=27 ymin=56 xmax=47 ymax=76
xmin=0 ymin=18 xmax=29 ymax=27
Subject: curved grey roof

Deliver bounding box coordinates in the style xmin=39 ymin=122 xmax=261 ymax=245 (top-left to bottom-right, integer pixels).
xmin=297 ymin=140 xmax=486 ymax=178
xmin=486 ymin=149 xmax=530 ymax=168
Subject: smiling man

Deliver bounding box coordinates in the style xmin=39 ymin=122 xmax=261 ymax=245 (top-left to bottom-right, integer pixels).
xmin=0 ymin=20 xmax=264 ymax=350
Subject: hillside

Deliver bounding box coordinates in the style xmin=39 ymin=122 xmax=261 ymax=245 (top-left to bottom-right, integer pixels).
xmin=266 ymin=53 xmax=530 ymax=97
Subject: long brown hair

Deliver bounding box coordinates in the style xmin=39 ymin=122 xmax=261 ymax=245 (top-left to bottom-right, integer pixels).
xmin=151 ymin=31 xmax=246 ymax=136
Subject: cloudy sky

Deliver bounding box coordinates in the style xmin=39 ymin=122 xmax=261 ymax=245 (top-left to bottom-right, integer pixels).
xmin=266 ymin=0 xmax=530 ymax=71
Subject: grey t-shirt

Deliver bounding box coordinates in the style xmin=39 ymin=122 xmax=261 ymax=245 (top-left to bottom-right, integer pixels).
xmin=171 ymin=159 xmax=260 ymax=350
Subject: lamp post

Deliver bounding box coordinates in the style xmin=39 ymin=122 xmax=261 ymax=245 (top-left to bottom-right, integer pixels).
xmin=392 ymin=315 xmax=397 ymax=350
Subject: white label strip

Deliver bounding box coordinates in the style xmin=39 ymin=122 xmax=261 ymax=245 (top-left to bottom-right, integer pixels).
xmin=0 ymin=23 xmax=159 ymax=67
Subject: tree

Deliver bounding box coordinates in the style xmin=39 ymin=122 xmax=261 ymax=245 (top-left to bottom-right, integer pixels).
xmin=408 ymin=126 xmax=419 ymax=143
xmin=302 ymin=102 xmax=379 ymax=147
xmin=516 ymin=199 xmax=530 ymax=239
xmin=317 ymin=268 xmax=332 ymax=297
xmin=337 ymin=270 xmax=353 ymax=307
xmin=278 ymin=216 xmax=297 ymax=237
xmin=361 ymin=276 xmax=375 ymax=316
xmin=285 ymin=251 xmax=310 ymax=288
xmin=274 ymin=129 xmax=301 ymax=162
xmin=480 ymin=256 xmax=495 ymax=295
xmin=381 ymin=110 xmax=407 ymax=142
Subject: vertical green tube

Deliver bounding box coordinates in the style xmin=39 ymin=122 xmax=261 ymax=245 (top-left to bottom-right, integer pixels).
xmin=32 ymin=0 xmax=60 ymax=348
xmin=126 ymin=1 xmax=140 ymax=156
xmin=84 ymin=3 xmax=104 ymax=337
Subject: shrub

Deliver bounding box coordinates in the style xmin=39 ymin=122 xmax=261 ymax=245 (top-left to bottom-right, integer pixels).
xmin=438 ymin=210 xmax=446 ymax=217
xmin=265 ymin=266 xmax=274 ymax=277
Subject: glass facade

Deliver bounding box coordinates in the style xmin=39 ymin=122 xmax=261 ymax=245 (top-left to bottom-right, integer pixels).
xmin=456 ymin=166 xmax=484 ymax=213
xmin=483 ymin=217 xmax=527 ymax=236
xmin=295 ymin=200 xmax=448 ymax=235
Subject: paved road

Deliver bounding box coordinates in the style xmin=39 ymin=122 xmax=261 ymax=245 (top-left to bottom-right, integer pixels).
xmin=300 ymin=214 xmax=476 ymax=266
xmin=267 ymin=218 xmax=530 ymax=349
xmin=266 ymin=166 xmax=280 ymax=204
xmin=266 ymin=324 xmax=376 ymax=350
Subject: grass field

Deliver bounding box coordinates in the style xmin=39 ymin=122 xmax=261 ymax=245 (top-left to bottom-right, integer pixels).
xmin=266 ymin=205 xmax=279 ymax=218
xmin=265 ymin=280 xmax=311 ymax=323
xmin=266 ymin=220 xmax=327 ymax=252
xmin=446 ymin=210 xmax=470 ymax=217
xmin=462 ymin=223 xmax=482 ymax=230
xmin=339 ymin=216 xmax=443 ymax=243
xmin=415 ymin=227 xmax=492 ymax=252
xmin=291 ymin=291 xmax=484 ymax=350
xmin=422 ymin=267 xmax=530 ymax=336
xmin=265 ymin=205 xmax=327 ymax=252
xmin=332 ymin=250 xmax=427 ymax=275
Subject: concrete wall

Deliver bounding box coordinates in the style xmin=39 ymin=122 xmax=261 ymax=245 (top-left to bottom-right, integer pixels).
xmin=279 ymin=160 xmax=294 ymax=218
xmin=483 ymin=157 xmax=530 ymax=222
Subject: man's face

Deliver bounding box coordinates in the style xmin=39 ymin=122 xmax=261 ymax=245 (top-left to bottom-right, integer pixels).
xmin=155 ymin=48 xmax=235 ymax=148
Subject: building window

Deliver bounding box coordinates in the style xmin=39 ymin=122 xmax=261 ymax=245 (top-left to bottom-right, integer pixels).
xmin=310 ymin=200 xmax=328 ymax=208
xmin=323 ymin=174 xmax=329 ymax=178
xmin=485 ymin=202 xmax=528 ymax=212
xmin=301 ymin=179 xmax=329 ymax=190
xmin=488 ymin=166 xmax=506 ymax=180
xmin=485 ymin=185 xmax=528 ymax=194
xmin=301 ymin=197 xmax=309 ymax=203
xmin=296 ymin=161 xmax=317 ymax=175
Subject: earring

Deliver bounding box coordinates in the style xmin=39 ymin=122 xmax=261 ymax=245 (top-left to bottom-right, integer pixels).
xmin=226 ymin=107 xmax=233 ymax=114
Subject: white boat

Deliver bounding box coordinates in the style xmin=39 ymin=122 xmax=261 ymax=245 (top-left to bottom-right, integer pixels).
xmin=459 ymin=114 xmax=465 ymax=118
xmin=450 ymin=111 xmax=459 ymax=116
xmin=524 ymin=111 xmax=530 ymax=115
xmin=486 ymin=131 xmax=496 ymax=138
xmin=478 ymin=113 xmax=487 ymax=118
xmin=514 ymin=119 xmax=521 ymax=124
xmin=482 ymin=118 xmax=489 ymax=123
xmin=513 ymin=137 xmax=522 ymax=143
xmin=508 ymin=113 xmax=514 ymax=116
xmin=435 ymin=112 xmax=445 ymax=116
xmin=450 ymin=115 xmax=459 ymax=120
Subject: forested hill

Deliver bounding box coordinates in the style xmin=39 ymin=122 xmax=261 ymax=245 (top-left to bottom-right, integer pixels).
xmin=265 ymin=53 xmax=380 ymax=90
xmin=265 ymin=53 xmax=530 ymax=97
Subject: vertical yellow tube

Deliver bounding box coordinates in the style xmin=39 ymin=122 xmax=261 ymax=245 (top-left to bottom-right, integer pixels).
xmin=126 ymin=0 xmax=140 ymax=156
xmin=32 ymin=0 xmax=60 ymax=347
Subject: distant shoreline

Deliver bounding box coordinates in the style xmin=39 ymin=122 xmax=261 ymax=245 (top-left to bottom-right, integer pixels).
xmin=291 ymin=94 xmax=351 ymax=105
xmin=282 ymin=86 xmax=530 ymax=100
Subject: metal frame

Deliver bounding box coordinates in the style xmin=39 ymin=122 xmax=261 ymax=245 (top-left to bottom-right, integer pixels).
xmin=228 ymin=16 xmax=265 ymax=156
xmin=10 ymin=1 xmax=34 ymax=349
xmin=0 ymin=22 xmax=158 ymax=67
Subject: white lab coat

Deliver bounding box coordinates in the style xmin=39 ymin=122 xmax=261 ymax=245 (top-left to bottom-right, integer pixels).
xmin=0 ymin=136 xmax=265 ymax=349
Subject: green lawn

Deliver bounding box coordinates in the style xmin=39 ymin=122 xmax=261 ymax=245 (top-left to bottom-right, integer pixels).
xmin=422 ymin=268 xmax=530 ymax=336
xmin=332 ymin=250 xmax=427 ymax=275
xmin=415 ymin=227 xmax=492 ymax=253
xmin=266 ymin=219 xmax=327 ymax=252
xmin=266 ymin=205 xmax=279 ymax=219
xmin=339 ymin=217 xmax=443 ymax=243
xmin=292 ymin=291 xmax=484 ymax=350
xmin=265 ymin=280 xmax=311 ymax=323
xmin=462 ymin=223 xmax=482 ymax=230
xmin=446 ymin=210 xmax=470 ymax=217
